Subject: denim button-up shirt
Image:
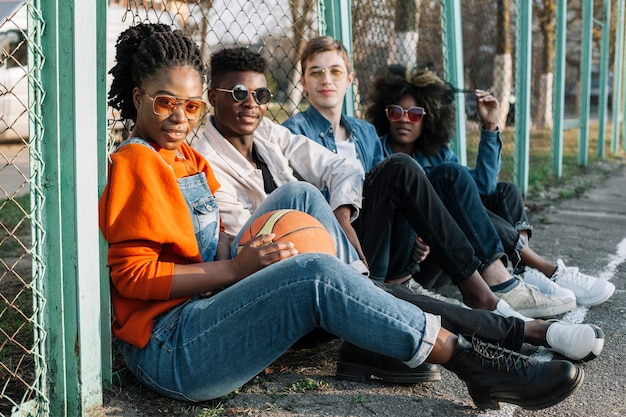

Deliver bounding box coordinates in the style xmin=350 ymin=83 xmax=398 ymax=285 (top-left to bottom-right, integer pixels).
xmin=282 ymin=105 xmax=384 ymax=174
xmin=381 ymin=128 xmax=502 ymax=196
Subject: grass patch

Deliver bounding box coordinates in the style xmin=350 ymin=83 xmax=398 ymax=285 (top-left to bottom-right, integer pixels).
xmin=284 ymin=377 xmax=334 ymax=393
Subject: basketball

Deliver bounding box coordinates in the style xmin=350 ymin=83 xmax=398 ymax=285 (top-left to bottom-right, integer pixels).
xmin=237 ymin=209 xmax=335 ymax=255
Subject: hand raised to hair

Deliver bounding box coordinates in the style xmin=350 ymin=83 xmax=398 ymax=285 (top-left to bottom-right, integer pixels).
xmin=475 ymin=89 xmax=500 ymax=131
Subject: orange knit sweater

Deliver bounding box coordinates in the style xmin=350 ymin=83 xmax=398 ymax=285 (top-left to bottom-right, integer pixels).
xmin=99 ymin=141 xmax=221 ymax=348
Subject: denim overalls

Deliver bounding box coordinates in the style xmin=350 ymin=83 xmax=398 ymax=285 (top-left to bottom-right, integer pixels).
xmin=114 ymin=138 xmax=220 ymax=262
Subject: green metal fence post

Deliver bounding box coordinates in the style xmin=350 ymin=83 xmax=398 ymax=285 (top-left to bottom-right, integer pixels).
xmin=613 ymin=0 xmax=626 ymax=153
xmin=578 ymin=0 xmax=594 ymax=166
xmin=596 ymin=0 xmax=611 ymax=159
xmin=441 ymin=0 xmax=466 ymax=165
xmin=320 ymin=0 xmax=355 ymax=117
xmin=514 ymin=0 xmax=532 ymax=196
xmin=40 ymin=0 xmax=105 ymax=414
xmin=552 ymin=0 xmax=567 ymax=177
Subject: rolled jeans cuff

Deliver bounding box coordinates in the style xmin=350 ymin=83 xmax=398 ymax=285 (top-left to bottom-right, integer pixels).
xmin=404 ymin=312 xmax=441 ymax=368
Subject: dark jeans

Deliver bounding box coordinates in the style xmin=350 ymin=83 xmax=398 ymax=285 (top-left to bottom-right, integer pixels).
xmin=298 ymin=282 xmax=526 ymax=352
xmin=427 ymin=162 xmax=506 ymax=270
xmin=380 ymin=282 xmax=525 ymax=351
xmin=353 ymin=154 xmax=481 ymax=284
xmin=482 ymin=181 xmax=534 ymax=268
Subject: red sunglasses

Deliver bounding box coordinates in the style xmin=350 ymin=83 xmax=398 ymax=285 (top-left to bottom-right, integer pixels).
xmin=385 ymin=105 xmax=426 ymax=123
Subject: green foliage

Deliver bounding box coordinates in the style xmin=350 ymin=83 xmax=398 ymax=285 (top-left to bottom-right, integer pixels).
xmin=285 ymin=377 xmax=333 ymax=393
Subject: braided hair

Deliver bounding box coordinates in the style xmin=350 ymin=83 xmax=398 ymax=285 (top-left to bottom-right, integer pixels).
xmin=366 ymin=65 xmax=456 ymax=156
xmin=108 ymin=23 xmax=207 ymax=122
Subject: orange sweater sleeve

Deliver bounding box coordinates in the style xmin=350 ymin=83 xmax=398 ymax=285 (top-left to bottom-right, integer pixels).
xmin=99 ymin=141 xmax=221 ymax=348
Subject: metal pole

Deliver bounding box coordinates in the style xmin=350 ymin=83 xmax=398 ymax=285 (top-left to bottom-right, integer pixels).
xmin=320 ymin=0 xmax=355 ymax=117
xmin=578 ymin=0 xmax=594 ymax=166
xmin=40 ymin=0 xmax=104 ymax=414
xmin=552 ymin=0 xmax=567 ymax=177
xmin=596 ymin=0 xmax=611 ymax=159
xmin=612 ymin=0 xmax=625 ymax=153
xmin=514 ymin=0 xmax=532 ymax=195
xmin=440 ymin=0 xmax=466 ymax=165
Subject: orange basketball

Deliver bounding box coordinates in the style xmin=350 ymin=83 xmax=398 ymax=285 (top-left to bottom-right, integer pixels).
xmin=237 ymin=209 xmax=335 ymax=255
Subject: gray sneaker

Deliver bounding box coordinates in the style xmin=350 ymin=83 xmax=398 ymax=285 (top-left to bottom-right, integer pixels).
xmin=402 ymin=278 xmax=460 ymax=305
xmin=494 ymin=277 xmax=576 ymax=318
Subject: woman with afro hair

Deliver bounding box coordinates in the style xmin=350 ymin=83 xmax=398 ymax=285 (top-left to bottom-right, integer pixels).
xmin=366 ymin=65 xmax=614 ymax=309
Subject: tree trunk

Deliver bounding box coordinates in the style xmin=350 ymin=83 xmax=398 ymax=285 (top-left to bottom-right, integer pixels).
xmin=492 ymin=0 xmax=512 ymax=128
xmin=390 ymin=0 xmax=421 ymax=68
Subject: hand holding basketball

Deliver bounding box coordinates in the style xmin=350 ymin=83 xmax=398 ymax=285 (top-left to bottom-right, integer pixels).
xmin=238 ymin=209 xmax=336 ymax=255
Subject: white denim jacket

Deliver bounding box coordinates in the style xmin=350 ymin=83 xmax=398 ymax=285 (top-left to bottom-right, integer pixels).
xmin=192 ymin=117 xmax=364 ymax=238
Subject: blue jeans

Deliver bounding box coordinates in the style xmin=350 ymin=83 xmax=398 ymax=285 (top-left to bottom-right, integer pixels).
xmin=116 ymin=182 xmax=439 ymax=401
xmin=231 ymin=182 xmax=367 ymax=274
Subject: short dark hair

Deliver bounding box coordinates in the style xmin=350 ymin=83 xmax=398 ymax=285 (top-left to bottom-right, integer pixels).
xmin=108 ymin=23 xmax=207 ymax=122
xmin=209 ymin=47 xmax=267 ymax=87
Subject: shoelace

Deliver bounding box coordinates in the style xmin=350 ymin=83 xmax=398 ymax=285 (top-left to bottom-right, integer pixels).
xmin=470 ymin=336 xmax=533 ymax=373
xmin=556 ymin=261 xmax=594 ymax=290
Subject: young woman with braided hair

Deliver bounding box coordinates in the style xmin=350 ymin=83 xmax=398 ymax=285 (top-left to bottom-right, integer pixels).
xmin=99 ymin=24 xmax=583 ymax=409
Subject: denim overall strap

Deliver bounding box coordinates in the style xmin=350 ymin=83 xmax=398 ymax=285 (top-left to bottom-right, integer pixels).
xmin=177 ymin=173 xmax=220 ymax=262
xmin=113 ymin=138 xmax=220 ymax=262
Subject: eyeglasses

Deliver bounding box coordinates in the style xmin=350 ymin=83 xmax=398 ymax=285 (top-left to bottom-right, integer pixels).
xmin=306 ymin=66 xmax=346 ymax=82
xmin=385 ymin=105 xmax=426 ymax=123
xmin=214 ymin=84 xmax=273 ymax=105
xmin=144 ymin=93 xmax=207 ymax=120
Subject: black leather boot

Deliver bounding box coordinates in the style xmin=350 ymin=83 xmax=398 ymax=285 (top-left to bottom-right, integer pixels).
xmin=336 ymin=341 xmax=441 ymax=383
xmin=444 ymin=334 xmax=584 ymax=410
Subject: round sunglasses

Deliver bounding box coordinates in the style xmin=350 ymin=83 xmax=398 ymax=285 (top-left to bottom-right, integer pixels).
xmin=385 ymin=105 xmax=426 ymax=123
xmin=306 ymin=66 xmax=346 ymax=82
xmin=214 ymin=84 xmax=273 ymax=105
xmin=144 ymin=93 xmax=207 ymax=120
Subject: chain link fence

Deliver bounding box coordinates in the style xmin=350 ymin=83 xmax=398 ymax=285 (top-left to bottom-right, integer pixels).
xmin=0 ymin=0 xmax=46 ymax=415
xmin=0 ymin=0 xmax=619 ymax=415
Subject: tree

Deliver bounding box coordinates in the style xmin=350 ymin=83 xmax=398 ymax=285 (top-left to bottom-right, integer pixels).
xmin=493 ymin=0 xmax=513 ymax=129
xmin=535 ymin=0 xmax=557 ymax=128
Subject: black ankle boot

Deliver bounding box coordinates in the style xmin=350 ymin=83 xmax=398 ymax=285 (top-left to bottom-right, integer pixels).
xmin=444 ymin=334 xmax=584 ymax=410
xmin=336 ymin=341 xmax=441 ymax=383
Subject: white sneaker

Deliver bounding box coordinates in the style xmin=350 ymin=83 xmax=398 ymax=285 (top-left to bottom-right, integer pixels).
xmin=545 ymin=320 xmax=605 ymax=361
xmin=402 ymin=278 xmax=460 ymax=305
xmin=552 ymin=259 xmax=615 ymax=306
xmin=494 ymin=277 xmax=576 ymax=318
xmin=522 ymin=267 xmax=577 ymax=302
xmin=461 ymin=299 xmax=534 ymax=322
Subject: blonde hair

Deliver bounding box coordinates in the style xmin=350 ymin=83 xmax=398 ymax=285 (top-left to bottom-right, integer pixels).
xmin=299 ymin=36 xmax=352 ymax=73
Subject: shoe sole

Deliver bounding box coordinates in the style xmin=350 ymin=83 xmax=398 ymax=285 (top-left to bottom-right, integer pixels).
xmin=469 ymin=365 xmax=584 ymax=410
xmin=336 ymin=360 xmax=442 ymax=383
xmin=507 ymin=297 xmax=577 ymax=318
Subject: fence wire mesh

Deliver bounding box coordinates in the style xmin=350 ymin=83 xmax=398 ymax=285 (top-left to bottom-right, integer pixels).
xmin=0 ymin=0 xmax=47 ymax=415
xmin=0 ymin=0 xmax=619 ymax=415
